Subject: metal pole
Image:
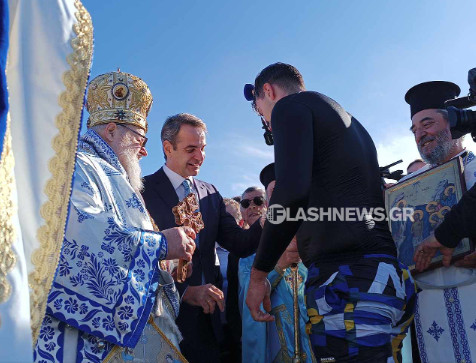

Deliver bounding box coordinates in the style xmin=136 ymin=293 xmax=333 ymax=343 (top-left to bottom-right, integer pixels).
xmin=291 ymin=263 xmax=301 ymax=363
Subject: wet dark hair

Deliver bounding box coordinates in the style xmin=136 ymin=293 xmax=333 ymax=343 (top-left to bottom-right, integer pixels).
xmin=253 ymin=62 xmax=304 ymax=99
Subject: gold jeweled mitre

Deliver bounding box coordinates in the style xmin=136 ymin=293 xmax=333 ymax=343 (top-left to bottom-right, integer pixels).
xmin=86 ymin=70 xmax=153 ymax=132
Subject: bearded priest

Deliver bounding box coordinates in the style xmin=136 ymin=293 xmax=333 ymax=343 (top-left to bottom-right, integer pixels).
xmin=33 ymin=71 xmax=195 ymax=362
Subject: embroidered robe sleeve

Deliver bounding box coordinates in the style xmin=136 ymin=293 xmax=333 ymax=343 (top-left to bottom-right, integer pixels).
xmin=45 ymin=155 xmax=168 ymax=348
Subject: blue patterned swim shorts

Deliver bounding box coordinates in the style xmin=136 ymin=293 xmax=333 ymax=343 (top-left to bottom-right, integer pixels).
xmin=305 ymin=254 xmax=417 ymax=363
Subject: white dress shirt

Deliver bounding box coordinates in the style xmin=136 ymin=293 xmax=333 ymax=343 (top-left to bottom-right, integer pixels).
xmin=163 ymin=164 xmax=195 ymax=200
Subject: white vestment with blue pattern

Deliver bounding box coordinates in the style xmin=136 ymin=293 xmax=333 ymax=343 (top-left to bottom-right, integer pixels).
xmin=34 ymin=130 xmax=180 ymax=363
xmin=400 ymin=150 xmax=476 ymax=363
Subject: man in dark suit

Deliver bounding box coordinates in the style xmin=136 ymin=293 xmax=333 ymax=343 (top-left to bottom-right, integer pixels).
xmin=141 ymin=113 xmax=262 ymax=363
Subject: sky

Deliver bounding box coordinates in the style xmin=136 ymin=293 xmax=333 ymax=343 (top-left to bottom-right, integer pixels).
xmin=81 ymin=0 xmax=476 ymax=197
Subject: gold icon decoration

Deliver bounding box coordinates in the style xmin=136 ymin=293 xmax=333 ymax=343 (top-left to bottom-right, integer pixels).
xmin=104 ymin=317 xmax=188 ymax=363
xmin=86 ymin=70 xmax=153 ymax=131
xmin=172 ymin=193 xmax=204 ymax=283
xmin=111 ymin=83 xmax=128 ymax=100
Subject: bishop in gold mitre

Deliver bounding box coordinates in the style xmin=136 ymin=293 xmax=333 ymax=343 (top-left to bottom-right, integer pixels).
xmin=33 ymin=70 xmax=191 ymax=363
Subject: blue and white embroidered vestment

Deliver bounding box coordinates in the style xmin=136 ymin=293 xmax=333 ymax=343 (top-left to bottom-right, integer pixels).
xmin=400 ymin=150 xmax=476 ymax=363
xmin=34 ymin=130 xmax=178 ymax=362
xmin=239 ymin=255 xmax=315 ymax=362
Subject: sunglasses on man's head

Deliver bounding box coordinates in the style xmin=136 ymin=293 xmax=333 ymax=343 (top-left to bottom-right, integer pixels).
xmin=240 ymin=196 xmax=265 ymax=209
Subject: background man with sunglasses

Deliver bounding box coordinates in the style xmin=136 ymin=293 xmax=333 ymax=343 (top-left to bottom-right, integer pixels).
xmin=142 ymin=113 xmax=263 ymax=363
xmin=238 ymin=166 xmax=314 ymax=362
xmin=239 ymin=186 xmax=267 ymax=228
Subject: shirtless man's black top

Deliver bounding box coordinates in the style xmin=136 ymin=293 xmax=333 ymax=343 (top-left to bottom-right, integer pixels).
xmin=253 ymin=91 xmax=397 ymax=283
xmin=245 ymin=63 xmax=415 ymax=363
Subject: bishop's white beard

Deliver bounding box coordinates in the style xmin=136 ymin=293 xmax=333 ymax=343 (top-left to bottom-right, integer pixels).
xmin=120 ymin=148 xmax=144 ymax=193
xmin=114 ymin=135 xmax=144 ymax=193
xmin=109 ymin=130 xmax=144 ymax=193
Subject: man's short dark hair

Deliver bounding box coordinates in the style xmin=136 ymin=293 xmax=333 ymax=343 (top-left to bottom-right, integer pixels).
xmin=161 ymin=113 xmax=207 ymax=159
xmin=254 ymin=62 xmax=305 ymax=99
xmin=241 ymin=186 xmax=265 ymax=200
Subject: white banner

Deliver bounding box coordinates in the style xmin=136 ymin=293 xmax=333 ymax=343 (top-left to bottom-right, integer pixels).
xmin=1 ymin=0 xmax=93 ymax=359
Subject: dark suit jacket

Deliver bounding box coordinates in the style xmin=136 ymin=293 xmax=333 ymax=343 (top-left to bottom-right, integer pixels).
xmin=141 ymin=167 xmax=261 ymax=360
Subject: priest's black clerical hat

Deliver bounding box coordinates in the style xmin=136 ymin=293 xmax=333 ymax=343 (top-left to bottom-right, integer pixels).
xmin=404 ymin=81 xmax=461 ymax=118
xmin=259 ymin=163 xmax=275 ymax=189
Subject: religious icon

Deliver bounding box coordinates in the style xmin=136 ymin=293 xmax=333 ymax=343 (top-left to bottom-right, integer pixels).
xmin=385 ymin=157 xmax=474 ymax=273
xmin=112 ymin=82 xmax=129 ymax=100
xmin=172 ymin=193 xmax=204 ymax=282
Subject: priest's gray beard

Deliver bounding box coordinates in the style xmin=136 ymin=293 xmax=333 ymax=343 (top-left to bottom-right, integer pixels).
xmin=418 ymin=128 xmax=460 ymax=166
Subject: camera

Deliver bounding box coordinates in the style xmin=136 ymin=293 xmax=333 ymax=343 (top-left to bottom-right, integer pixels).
xmin=380 ymin=159 xmax=404 ymax=184
xmin=261 ymin=118 xmax=274 ymax=146
xmin=445 ymin=68 xmax=476 ymax=141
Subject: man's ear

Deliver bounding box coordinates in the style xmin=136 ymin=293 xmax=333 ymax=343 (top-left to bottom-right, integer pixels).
xmin=103 ymin=122 xmax=117 ymax=142
xmin=263 ymin=83 xmax=276 ymax=100
xmin=163 ymin=140 xmax=173 ymax=158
